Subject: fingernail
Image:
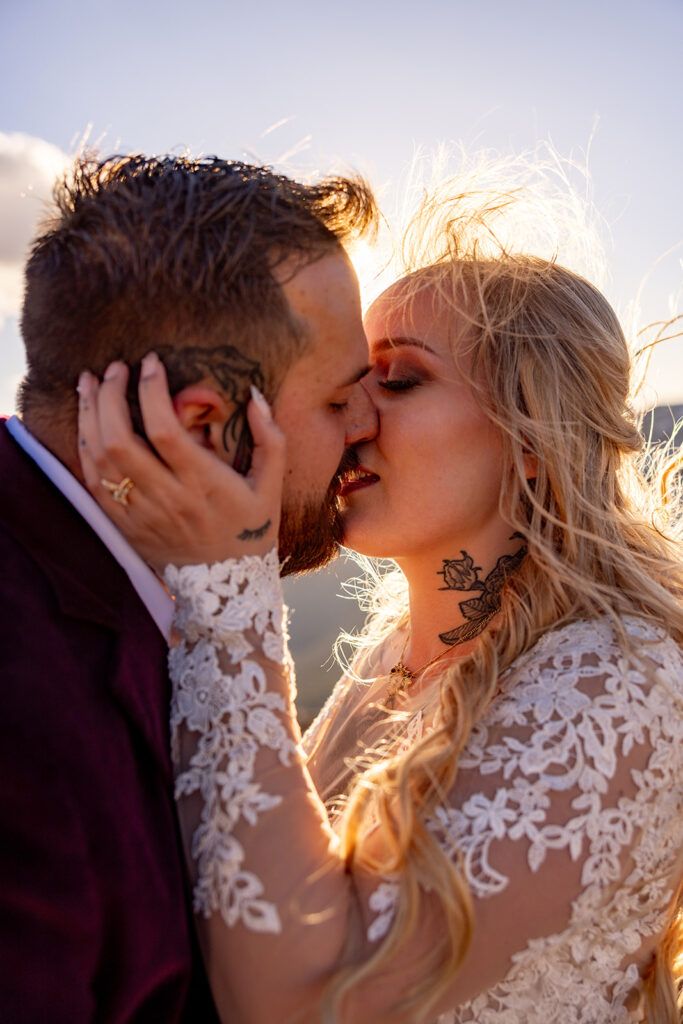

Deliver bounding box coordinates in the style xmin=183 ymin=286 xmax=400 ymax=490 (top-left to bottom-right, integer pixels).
xmin=104 ymin=361 xmax=121 ymax=381
xmin=141 ymin=352 xmax=160 ymax=379
xmin=250 ymin=384 xmax=272 ymax=420
xmin=77 ymin=370 xmax=91 ymax=394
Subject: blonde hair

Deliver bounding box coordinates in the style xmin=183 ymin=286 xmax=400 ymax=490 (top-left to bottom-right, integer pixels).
xmin=325 ymin=170 xmax=683 ymax=1020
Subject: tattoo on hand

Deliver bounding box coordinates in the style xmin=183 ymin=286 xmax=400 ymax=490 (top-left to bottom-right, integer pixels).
xmin=237 ymin=520 xmax=272 ymax=542
xmin=438 ymin=533 xmax=526 ymax=645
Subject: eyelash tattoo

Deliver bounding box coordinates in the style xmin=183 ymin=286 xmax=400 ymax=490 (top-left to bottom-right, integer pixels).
xmin=237 ymin=519 xmax=272 ymax=541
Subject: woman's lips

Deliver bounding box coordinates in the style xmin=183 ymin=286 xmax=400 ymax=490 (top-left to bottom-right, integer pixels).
xmin=338 ymin=465 xmax=380 ymax=497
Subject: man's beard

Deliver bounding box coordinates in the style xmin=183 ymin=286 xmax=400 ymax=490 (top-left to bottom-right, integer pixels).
xmin=278 ymin=448 xmax=358 ymax=576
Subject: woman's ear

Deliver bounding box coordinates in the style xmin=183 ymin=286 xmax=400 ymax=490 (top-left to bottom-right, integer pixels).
xmin=172 ymin=384 xmax=233 ymax=453
xmin=522 ymin=449 xmax=538 ymax=480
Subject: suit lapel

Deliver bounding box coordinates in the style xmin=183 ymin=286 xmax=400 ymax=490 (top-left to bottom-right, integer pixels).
xmin=0 ymin=422 xmax=172 ymax=779
xmin=108 ymin=597 xmax=173 ymax=780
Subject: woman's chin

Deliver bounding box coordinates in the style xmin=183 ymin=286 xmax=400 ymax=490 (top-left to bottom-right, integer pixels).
xmin=340 ymin=516 xmax=396 ymax=560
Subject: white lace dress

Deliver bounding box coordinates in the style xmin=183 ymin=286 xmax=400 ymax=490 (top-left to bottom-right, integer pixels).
xmin=165 ymin=552 xmax=683 ymax=1024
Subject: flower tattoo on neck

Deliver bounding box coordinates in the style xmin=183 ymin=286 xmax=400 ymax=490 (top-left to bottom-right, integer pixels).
xmin=437 ymin=533 xmax=527 ymax=645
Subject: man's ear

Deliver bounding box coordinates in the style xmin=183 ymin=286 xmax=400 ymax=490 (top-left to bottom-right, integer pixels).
xmin=172 ymin=384 xmax=232 ymax=453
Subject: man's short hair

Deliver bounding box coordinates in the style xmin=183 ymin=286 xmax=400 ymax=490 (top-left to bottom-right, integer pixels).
xmin=19 ymin=153 xmax=377 ymax=419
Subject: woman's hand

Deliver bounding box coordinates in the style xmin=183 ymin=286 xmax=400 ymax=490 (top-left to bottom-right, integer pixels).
xmin=77 ymin=352 xmax=285 ymax=572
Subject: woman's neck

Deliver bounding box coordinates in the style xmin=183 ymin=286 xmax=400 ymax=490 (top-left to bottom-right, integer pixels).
xmin=397 ymin=529 xmax=527 ymax=672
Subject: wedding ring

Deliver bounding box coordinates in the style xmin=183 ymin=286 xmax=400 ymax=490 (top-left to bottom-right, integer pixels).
xmin=101 ymin=476 xmax=136 ymax=506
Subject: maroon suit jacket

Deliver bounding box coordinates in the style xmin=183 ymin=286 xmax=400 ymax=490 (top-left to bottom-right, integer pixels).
xmin=0 ymin=421 xmax=219 ymax=1023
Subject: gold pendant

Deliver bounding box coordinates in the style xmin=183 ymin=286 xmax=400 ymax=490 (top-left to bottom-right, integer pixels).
xmin=385 ymin=662 xmax=414 ymax=709
xmin=389 ymin=662 xmax=413 ymax=687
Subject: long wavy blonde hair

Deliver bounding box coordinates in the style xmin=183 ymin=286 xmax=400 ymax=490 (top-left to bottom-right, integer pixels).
xmin=325 ymin=171 xmax=683 ymax=1021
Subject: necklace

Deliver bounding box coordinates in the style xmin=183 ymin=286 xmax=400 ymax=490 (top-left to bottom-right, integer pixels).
xmin=384 ymin=610 xmax=498 ymax=709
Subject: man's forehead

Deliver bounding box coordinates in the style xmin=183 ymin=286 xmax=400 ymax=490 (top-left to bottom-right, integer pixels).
xmin=278 ymin=251 xmax=368 ymax=379
xmin=297 ymin=328 xmax=369 ymax=384
xmin=279 ymin=250 xmax=360 ymax=311
xmin=278 ymin=321 xmax=368 ymax=399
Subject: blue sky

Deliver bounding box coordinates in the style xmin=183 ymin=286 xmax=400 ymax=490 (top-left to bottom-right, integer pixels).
xmin=1 ymin=0 xmax=681 ymax=409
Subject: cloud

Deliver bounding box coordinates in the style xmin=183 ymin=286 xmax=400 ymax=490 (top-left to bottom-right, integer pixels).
xmin=0 ymin=318 xmax=29 ymax=415
xmin=0 ymin=132 xmax=69 ymax=328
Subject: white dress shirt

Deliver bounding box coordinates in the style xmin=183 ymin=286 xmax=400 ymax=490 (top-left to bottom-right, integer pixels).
xmin=6 ymin=415 xmax=174 ymax=642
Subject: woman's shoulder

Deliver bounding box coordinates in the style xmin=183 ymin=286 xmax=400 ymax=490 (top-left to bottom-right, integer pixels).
xmin=505 ymin=614 xmax=682 ymax=685
xmin=455 ymin=614 xmax=683 ymax=892
xmin=488 ymin=614 xmax=683 ymax=751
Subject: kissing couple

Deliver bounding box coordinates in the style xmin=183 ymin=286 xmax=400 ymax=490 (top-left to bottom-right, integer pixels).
xmin=2 ymin=153 xmax=682 ymax=1023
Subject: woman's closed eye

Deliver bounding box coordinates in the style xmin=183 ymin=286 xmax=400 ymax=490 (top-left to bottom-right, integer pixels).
xmin=377 ymin=375 xmax=421 ymax=392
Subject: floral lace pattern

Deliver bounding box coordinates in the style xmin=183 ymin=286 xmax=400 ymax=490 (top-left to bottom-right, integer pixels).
xmin=165 ymin=550 xmax=294 ymax=934
xmin=166 ymin=550 xmax=682 ymax=1022
xmin=361 ymin=618 xmax=683 ymax=1022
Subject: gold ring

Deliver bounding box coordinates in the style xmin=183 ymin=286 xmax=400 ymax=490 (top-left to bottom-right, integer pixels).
xmin=101 ymin=476 xmax=135 ymax=506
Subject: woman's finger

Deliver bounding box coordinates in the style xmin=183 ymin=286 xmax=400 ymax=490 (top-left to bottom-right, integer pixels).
xmin=94 ymin=361 xmax=136 ymax=464
xmin=78 ymin=361 xmax=175 ymax=503
xmin=136 ymin=352 xmax=219 ymax=479
xmin=246 ymin=387 xmax=286 ymax=504
xmin=77 ymin=370 xmax=108 ymax=495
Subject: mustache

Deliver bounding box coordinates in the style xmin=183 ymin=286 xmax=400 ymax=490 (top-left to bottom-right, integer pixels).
xmin=333 ymin=447 xmax=360 ymax=486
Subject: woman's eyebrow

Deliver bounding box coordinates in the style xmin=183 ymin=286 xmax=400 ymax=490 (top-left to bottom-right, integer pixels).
xmin=371 ymin=336 xmax=438 ymax=356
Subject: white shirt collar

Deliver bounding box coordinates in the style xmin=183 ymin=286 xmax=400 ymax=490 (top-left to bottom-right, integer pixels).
xmin=6 ymin=415 xmax=173 ymax=642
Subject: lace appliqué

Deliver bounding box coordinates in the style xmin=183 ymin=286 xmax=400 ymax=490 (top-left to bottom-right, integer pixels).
xmin=367 ymin=881 xmax=401 ymax=942
xmin=165 ymin=550 xmax=295 ymax=934
xmin=363 ymin=618 xmax=683 ymax=1021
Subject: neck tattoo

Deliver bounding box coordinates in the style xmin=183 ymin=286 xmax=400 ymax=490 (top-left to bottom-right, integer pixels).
xmin=385 ymin=534 xmax=526 ymax=709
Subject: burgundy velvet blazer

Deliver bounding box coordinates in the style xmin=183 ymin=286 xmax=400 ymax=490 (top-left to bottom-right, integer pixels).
xmin=0 ymin=421 xmax=219 ymax=1023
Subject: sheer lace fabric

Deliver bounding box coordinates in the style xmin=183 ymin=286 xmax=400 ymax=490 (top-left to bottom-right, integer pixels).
xmin=166 ymin=551 xmax=296 ymax=933
xmin=167 ymin=554 xmax=683 ymax=1023
xmin=353 ymin=618 xmax=683 ymax=1022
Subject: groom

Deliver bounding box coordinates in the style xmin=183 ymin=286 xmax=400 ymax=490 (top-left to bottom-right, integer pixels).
xmin=0 ymin=154 xmax=377 ymax=1022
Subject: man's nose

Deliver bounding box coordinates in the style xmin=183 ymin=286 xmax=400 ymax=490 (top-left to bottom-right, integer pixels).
xmin=344 ymin=382 xmax=379 ymax=445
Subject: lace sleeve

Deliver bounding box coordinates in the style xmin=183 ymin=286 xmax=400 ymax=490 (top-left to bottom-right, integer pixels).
xmin=165 ymin=550 xmax=298 ymax=933
xmin=165 ymin=565 xmax=683 ymax=1024
xmin=164 ymin=552 xmax=372 ymax=1023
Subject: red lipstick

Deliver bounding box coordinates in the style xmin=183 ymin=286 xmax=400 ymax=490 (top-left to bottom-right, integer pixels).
xmin=338 ymin=465 xmax=380 ymax=497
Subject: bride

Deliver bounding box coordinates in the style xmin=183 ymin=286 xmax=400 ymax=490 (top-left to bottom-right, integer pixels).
xmin=77 ymin=183 xmax=683 ymax=1022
